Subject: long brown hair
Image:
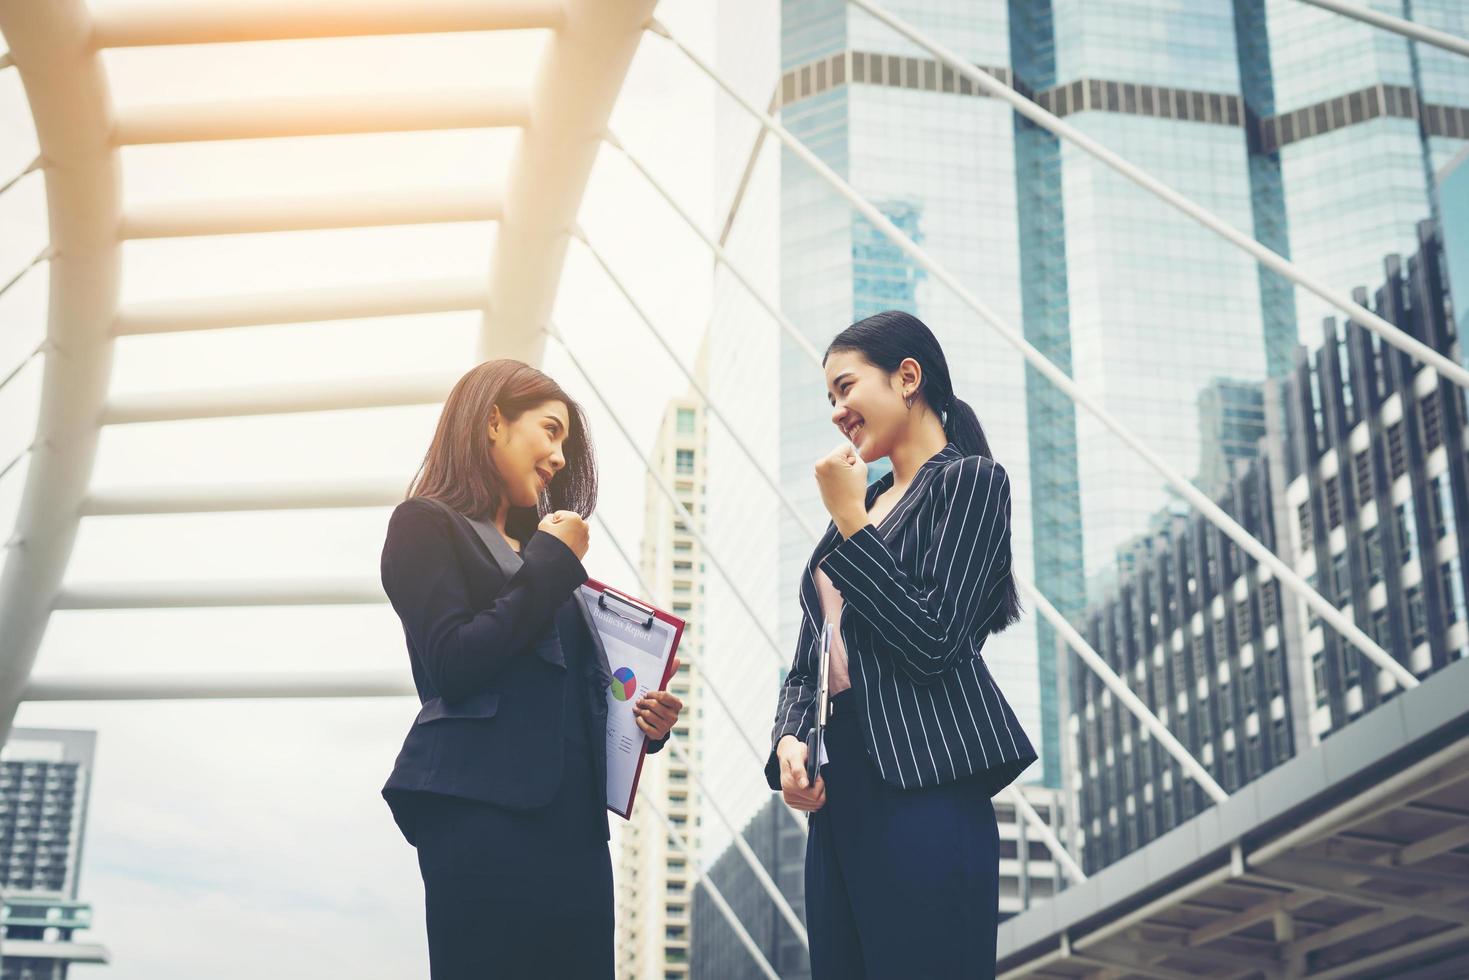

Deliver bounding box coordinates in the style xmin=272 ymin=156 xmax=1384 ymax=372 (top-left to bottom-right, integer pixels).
xmin=408 ymin=359 xmax=597 ymax=541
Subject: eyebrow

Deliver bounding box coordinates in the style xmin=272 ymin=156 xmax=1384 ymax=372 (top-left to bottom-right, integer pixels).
xmin=543 ymin=415 xmax=567 ymax=432
xmin=827 ymin=372 xmax=855 ymax=403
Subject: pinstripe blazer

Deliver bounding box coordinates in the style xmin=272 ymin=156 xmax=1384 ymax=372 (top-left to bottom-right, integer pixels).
xmin=765 ymin=442 xmax=1037 ymax=796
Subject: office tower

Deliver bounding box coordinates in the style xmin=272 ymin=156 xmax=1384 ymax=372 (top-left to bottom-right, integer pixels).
xmin=1259 ymin=0 xmax=1469 ymax=335
xmin=995 ymin=783 xmax=1070 ymax=918
xmin=1067 ymin=224 xmax=1468 ymax=872
xmin=689 ymin=796 xmax=808 ymax=980
xmin=1282 ymin=223 xmax=1468 ymax=730
xmin=0 ymin=728 xmax=108 ymax=978
xmin=1439 ymin=146 xmax=1469 ymax=340
xmin=615 ymin=398 xmax=707 ymax=980
xmin=1196 ymin=379 xmax=1268 ymax=499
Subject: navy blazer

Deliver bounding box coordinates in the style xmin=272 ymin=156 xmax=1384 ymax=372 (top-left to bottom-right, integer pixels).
xmin=766 ymin=443 xmax=1037 ymax=796
xmin=379 ymin=496 xmax=665 ymax=845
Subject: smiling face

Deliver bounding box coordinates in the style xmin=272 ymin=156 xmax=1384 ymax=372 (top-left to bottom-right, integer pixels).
xmin=825 ymin=348 xmax=921 ymax=462
xmin=487 ymin=399 xmax=570 ymax=510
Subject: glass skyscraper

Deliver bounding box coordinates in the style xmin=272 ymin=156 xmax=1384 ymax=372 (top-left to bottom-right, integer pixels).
xmin=1264 ymin=1 xmax=1469 ymax=335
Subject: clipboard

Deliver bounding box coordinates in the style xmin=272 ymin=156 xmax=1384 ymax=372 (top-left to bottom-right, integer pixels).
xmin=805 ymin=621 xmax=833 ymax=786
xmin=575 ymin=578 xmax=684 ymax=819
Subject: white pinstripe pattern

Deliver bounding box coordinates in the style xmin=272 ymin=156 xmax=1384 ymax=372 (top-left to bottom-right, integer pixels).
xmin=765 ymin=443 xmax=1037 ymax=793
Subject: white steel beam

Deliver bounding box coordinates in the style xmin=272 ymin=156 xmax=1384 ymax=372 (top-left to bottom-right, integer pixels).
xmin=54 ymin=579 xmax=385 ymax=609
xmin=90 ymin=0 xmax=566 ymax=48
xmin=101 ymin=373 xmax=456 ymax=424
xmin=1298 ymin=0 xmax=1469 ymax=59
xmin=602 ymin=131 xmax=823 ymax=365
xmin=113 ymin=278 xmax=488 ymax=335
xmin=0 ymin=155 xmax=41 ymax=197
xmin=479 ymin=0 xmax=659 ymax=364
xmin=80 ymin=479 xmax=403 ymax=515
xmin=23 ymin=671 xmax=412 ymax=700
xmin=120 ymin=187 xmax=501 ymax=239
xmin=0 ymin=246 xmax=53 ymax=303
xmin=113 ymin=89 xmax=531 ymax=145
xmin=0 ymin=0 xmax=122 ymax=741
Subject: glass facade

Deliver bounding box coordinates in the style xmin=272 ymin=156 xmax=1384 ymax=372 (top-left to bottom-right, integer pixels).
xmin=1265 ymin=0 xmax=1469 ymax=334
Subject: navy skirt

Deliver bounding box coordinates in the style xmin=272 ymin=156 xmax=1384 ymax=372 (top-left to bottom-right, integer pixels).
xmin=412 ymin=646 xmax=612 ymax=980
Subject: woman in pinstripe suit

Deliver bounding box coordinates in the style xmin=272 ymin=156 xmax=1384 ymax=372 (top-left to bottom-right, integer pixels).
xmin=765 ymin=310 xmax=1038 ymax=979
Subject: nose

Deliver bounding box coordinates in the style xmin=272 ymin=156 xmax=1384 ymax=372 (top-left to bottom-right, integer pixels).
xmin=548 ymin=447 xmax=565 ymax=472
xmin=831 ymin=404 xmax=852 ymax=427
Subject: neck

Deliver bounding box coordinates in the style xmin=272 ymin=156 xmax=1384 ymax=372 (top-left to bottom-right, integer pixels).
xmin=889 ymin=414 xmax=949 ymax=486
xmin=494 ymin=500 xmax=511 ymax=537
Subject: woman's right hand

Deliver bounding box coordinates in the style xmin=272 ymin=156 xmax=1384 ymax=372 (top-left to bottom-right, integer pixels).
xmin=777 ymin=735 xmax=826 ymax=813
xmin=539 ymin=511 xmax=590 ymax=560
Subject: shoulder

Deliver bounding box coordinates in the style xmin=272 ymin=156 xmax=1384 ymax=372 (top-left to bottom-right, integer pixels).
xmin=386 ymin=496 xmax=463 ymax=547
xmin=936 ymin=454 xmax=1009 ymax=495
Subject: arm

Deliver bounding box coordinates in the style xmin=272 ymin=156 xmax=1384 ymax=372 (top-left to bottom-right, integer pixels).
xmin=764 ymin=615 xmax=818 ymax=790
xmin=381 ymin=499 xmax=587 ymax=703
xmin=819 ymin=456 xmax=1012 ymax=685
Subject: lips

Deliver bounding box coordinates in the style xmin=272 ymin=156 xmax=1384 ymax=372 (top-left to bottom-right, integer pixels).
xmin=843 ymin=419 xmax=865 ymax=443
xmin=535 ymin=467 xmax=553 ymax=489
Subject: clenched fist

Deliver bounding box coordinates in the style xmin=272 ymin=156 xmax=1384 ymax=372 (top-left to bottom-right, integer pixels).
xmin=538 ymin=510 xmax=590 ymax=559
xmin=814 ymin=442 xmax=869 ymax=535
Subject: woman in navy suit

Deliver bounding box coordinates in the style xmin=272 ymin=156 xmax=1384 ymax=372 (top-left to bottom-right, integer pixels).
xmin=380 ymin=359 xmax=683 ymax=979
xmin=767 ymin=310 xmax=1038 ymax=979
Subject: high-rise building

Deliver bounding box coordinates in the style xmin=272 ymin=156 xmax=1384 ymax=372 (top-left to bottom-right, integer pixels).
xmin=689 ymin=796 xmax=808 ymax=980
xmin=1439 ymin=145 xmax=1469 ymax=341
xmin=1067 ymin=224 xmax=1468 ymax=872
xmin=0 ymin=728 xmax=108 ymax=978
xmin=995 ymin=783 xmax=1071 ymax=917
xmin=1260 ymin=0 xmax=1469 ymax=335
xmin=615 ymin=397 xmax=707 ymax=980
xmin=1282 ymin=223 xmax=1468 ymax=732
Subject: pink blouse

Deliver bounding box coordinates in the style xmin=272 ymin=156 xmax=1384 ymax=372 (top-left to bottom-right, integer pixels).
xmin=813 ymin=566 xmax=853 ymax=695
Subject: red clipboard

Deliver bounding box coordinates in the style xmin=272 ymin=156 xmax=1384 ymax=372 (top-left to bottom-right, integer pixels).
xmin=577 ymin=578 xmax=685 ymax=819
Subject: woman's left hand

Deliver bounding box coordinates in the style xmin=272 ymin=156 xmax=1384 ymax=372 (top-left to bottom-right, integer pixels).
xmin=634 ymin=657 xmax=684 ymax=741
xmin=815 ymin=442 xmax=869 ymax=534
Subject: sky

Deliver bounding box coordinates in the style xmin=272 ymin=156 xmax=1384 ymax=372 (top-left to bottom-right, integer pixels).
xmin=0 ymin=1 xmax=748 ymax=975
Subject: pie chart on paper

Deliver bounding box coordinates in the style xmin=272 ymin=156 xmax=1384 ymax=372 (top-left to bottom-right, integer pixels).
xmin=610 ymin=666 xmax=638 ymax=702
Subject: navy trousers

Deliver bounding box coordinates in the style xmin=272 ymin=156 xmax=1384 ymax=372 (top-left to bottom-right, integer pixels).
xmin=806 ymin=690 xmax=1001 ymax=979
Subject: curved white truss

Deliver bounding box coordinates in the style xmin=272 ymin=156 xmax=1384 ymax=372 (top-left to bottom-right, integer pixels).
xmin=0 ymin=0 xmax=657 ymax=739
xmin=0 ymin=0 xmax=121 ymax=739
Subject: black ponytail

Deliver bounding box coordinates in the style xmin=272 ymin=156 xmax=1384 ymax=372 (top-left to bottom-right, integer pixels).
xmin=824 ymin=310 xmax=1022 ymax=636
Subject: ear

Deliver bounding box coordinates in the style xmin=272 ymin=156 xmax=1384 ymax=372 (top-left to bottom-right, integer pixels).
xmin=898 ymin=357 xmax=923 ymax=395
xmin=486 ymin=404 xmax=504 ymax=443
